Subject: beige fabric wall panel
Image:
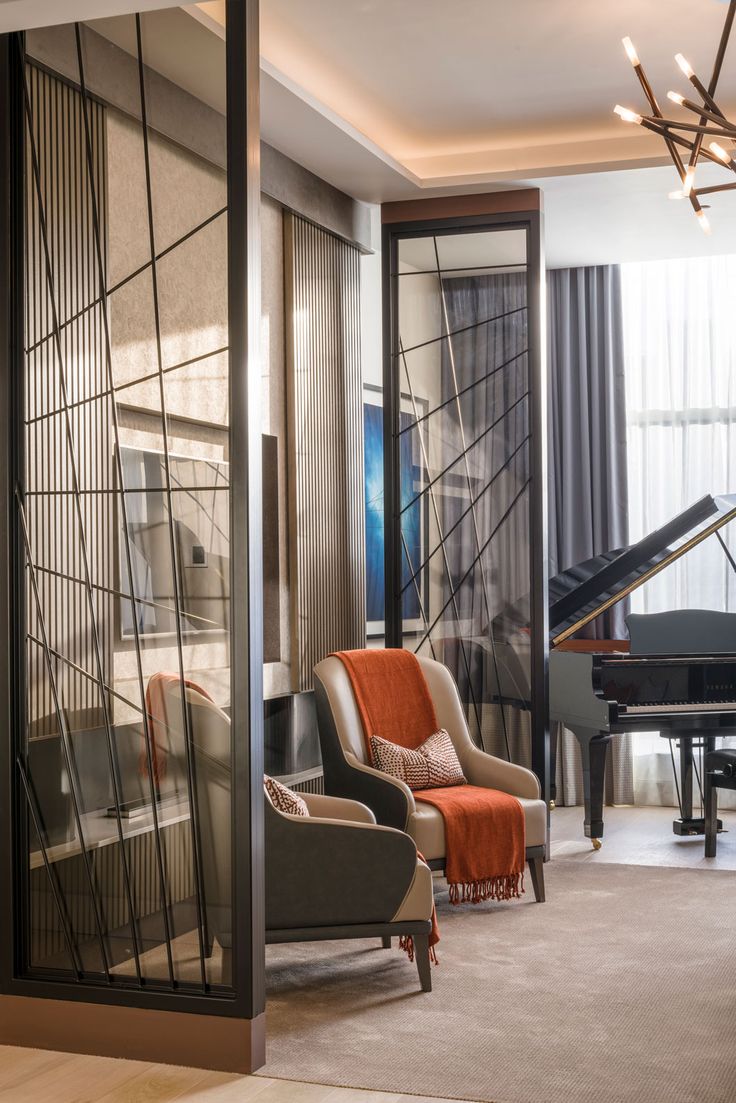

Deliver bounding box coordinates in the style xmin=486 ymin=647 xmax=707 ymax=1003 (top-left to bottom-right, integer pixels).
xmin=285 ymin=213 xmax=366 ymax=692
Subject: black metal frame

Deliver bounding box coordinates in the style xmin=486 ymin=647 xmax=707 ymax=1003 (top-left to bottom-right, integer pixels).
xmin=0 ymin=0 xmax=265 ymax=1021
xmin=382 ymin=209 xmax=550 ymax=803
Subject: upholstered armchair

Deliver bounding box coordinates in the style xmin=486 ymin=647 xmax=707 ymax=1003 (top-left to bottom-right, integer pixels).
xmin=313 ymin=654 xmax=548 ymax=902
xmin=160 ymin=681 xmax=436 ymax=991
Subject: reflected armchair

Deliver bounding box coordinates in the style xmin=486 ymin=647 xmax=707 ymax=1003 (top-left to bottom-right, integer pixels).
xmin=313 ymin=654 xmax=547 ymax=902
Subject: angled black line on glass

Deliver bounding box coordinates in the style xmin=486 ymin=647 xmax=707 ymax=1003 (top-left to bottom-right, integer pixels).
xmin=17 ymin=492 xmax=112 ymax=980
xmin=414 ymin=479 xmax=531 ymax=656
xmin=395 ymin=262 xmax=527 ymax=277
xmin=134 ymin=13 xmax=209 ymax=988
xmin=400 ymin=389 xmax=529 ymax=516
xmin=28 ymin=632 xmax=157 ymax=721
xmin=399 ymin=338 xmax=484 ymax=738
xmin=75 ymin=21 xmax=176 ymax=988
xmin=20 ymin=45 xmax=145 ymax=984
xmin=401 ymin=434 xmax=530 ymax=595
xmin=32 ymin=562 xmax=222 ymax=630
xmin=25 ymin=205 xmax=227 ymax=359
xmin=396 ymin=303 xmax=526 ymax=357
xmin=433 ymin=235 xmax=511 ymax=760
xmin=25 ymin=344 xmax=229 ymax=430
xmin=398 ymin=348 xmax=527 ymax=437
xmin=17 ymin=755 xmax=84 ymax=979
xmin=399 ymin=529 xmax=437 ymax=661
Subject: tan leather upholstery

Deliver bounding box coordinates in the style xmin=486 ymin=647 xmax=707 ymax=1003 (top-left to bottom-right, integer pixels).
xmin=314 ymin=656 xmax=371 ymax=761
xmin=392 ymin=858 xmax=433 ymax=923
xmin=301 ymin=792 xmax=376 ymax=823
xmin=315 ymin=653 xmax=548 ymax=862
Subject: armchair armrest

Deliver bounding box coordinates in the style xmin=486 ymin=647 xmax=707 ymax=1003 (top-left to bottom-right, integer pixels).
xmin=301 ymin=791 xmax=376 ymax=823
xmin=460 ymin=744 xmax=541 ymax=799
xmin=340 ymin=753 xmax=415 ymax=829
xmin=265 ymin=801 xmax=420 ymax=930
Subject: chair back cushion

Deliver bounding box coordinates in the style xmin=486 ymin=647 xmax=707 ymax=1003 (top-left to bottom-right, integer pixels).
xmin=162 ymin=681 xmax=233 ymax=941
xmin=313 ymin=655 xmax=373 ymax=762
xmin=370 ymin=729 xmax=466 ymax=790
xmin=314 ymin=653 xmax=474 ymax=766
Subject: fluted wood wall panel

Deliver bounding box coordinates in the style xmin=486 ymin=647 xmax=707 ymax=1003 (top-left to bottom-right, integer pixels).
xmin=25 ymin=64 xmax=112 ymax=739
xmin=285 ymin=213 xmax=365 ymax=691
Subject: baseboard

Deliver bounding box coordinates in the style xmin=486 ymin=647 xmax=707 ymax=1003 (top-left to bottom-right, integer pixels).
xmin=0 ymin=995 xmax=266 ymax=1073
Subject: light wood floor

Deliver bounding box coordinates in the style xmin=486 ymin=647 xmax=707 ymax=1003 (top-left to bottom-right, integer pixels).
xmin=3 ymin=801 xmax=733 ymax=1102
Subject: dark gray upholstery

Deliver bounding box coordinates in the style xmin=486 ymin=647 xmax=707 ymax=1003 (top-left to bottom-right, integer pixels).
xmin=168 ymin=684 xmax=433 ymax=990
xmin=265 ymin=800 xmax=419 ymax=929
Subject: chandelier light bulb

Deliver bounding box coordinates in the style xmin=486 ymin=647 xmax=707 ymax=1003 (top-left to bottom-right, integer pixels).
xmin=614 ymin=104 xmax=642 ymax=124
xmin=710 ymin=141 xmax=732 ymax=164
xmin=622 ymin=37 xmax=640 ymax=67
xmin=697 ymin=210 xmax=711 ymax=234
xmin=615 ymin=9 xmax=736 ymax=234
xmin=675 ymin=53 xmax=694 ymax=79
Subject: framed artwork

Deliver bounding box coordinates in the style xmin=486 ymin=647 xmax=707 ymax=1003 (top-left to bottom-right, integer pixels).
xmin=364 ymin=384 xmax=429 ymax=638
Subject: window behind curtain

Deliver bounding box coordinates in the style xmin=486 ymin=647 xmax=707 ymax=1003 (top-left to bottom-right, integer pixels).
xmin=622 ymin=255 xmax=736 ymax=614
xmin=622 ymin=255 xmax=736 ymax=804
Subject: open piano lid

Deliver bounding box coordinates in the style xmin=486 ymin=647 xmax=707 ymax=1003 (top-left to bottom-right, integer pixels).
xmin=549 ymin=494 xmax=736 ymax=647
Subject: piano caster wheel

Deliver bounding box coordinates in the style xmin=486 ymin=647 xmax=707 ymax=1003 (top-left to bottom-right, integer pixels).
xmin=549 ymin=800 xmax=556 ymax=810
xmin=591 ymin=838 xmax=602 ymax=851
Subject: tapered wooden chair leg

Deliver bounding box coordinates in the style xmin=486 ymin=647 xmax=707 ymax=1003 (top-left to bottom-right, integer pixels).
xmin=528 ymin=855 xmax=545 ymax=902
xmin=413 ymin=933 xmax=432 ymax=992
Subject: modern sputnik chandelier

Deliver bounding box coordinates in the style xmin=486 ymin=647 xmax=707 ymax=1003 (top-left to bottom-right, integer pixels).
xmin=615 ymin=0 xmax=736 ymax=233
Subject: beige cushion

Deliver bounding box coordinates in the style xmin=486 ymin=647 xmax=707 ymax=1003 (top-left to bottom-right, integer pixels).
xmin=409 ymin=795 xmax=547 ymax=860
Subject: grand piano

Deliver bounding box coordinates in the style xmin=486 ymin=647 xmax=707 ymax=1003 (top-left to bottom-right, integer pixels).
xmin=549 ymin=493 xmax=736 ymax=848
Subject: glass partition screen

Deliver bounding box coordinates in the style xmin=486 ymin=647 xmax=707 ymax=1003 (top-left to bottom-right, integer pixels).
xmin=13 ymin=8 xmax=244 ymax=997
xmin=384 ymin=216 xmax=547 ymax=780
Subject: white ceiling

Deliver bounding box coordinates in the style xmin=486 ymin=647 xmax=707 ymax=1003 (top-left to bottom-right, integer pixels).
xmin=7 ymin=0 xmax=736 ymax=266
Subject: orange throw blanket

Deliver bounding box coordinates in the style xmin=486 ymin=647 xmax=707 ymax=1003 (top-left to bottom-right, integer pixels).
xmin=333 ymin=648 xmax=525 ymax=906
xmin=139 ymin=672 xmax=213 ymax=785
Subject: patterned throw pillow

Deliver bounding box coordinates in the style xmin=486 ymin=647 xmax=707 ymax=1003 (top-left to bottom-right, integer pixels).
xmin=370 ymin=729 xmax=466 ymax=791
xmin=264 ymin=775 xmax=310 ymax=816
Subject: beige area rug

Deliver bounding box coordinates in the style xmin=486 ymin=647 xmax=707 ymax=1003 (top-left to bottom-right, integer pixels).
xmin=261 ymin=861 xmax=736 ymax=1103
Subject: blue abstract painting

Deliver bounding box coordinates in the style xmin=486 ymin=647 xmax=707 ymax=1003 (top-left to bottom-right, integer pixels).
xmin=364 ymin=400 xmax=425 ymax=632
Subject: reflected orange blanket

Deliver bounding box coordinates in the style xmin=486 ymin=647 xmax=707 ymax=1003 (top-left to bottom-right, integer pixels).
xmin=139 ymin=672 xmax=213 ymax=785
xmin=333 ymin=648 xmax=525 ymax=905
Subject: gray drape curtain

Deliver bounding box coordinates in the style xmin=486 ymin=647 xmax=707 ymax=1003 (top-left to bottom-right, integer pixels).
xmin=547 ymin=265 xmax=633 ymax=806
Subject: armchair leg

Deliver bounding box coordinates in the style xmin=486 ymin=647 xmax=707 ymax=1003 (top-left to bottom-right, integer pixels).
xmin=413 ymin=933 xmax=432 ymax=992
xmin=381 ymin=935 xmax=391 ymax=948
xmin=528 ymin=855 xmax=545 ymax=902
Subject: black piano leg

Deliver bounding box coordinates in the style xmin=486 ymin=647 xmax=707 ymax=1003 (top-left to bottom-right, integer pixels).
xmin=577 ymin=730 xmax=610 ymax=850
xmin=672 ymin=735 xmax=721 ymax=837
xmin=549 ymin=722 xmax=559 ymax=808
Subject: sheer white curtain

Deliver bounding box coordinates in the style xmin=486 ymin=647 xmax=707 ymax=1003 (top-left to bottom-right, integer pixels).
xmin=622 ymin=255 xmax=736 ymax=808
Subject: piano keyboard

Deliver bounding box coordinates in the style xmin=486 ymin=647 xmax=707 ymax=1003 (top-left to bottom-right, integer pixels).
xmin=622 ymin=701 xmax=736 ymax=714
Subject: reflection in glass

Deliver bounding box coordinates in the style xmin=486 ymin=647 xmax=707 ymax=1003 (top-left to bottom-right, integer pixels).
xmin=21 ymin=9 xmax=234 ymax=992
xmin=391 ymin=228 xmax=534 ymax=767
